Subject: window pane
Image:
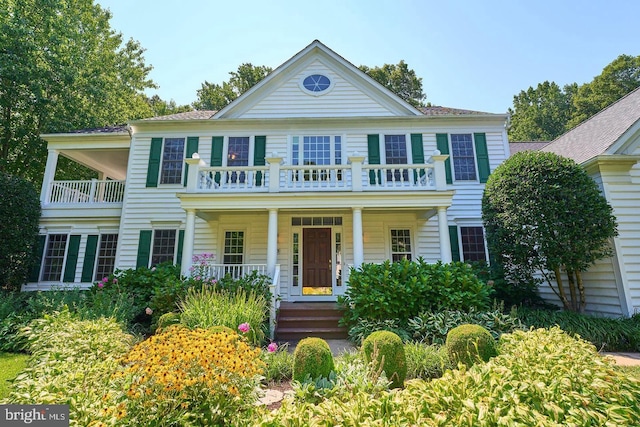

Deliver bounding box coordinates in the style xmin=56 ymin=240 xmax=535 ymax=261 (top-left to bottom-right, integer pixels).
xmin=303 ymin=136 xmax=331 ymax=166
xmin=451 ymin=134 xmax=477 ymax=181
xmin=160 ymin=138 xmax=185 ymax=184
xmin=151 ymin=230 xmax=176 ymax=266
xmin=460 ymin=226 xmax=486 ymax=262
xmin=95 ymin=234 xmax=118 ymax=281
xmin=223 ymin=231 xmax=244 ymax=264
xmin=42 ymin=234 xmax=68 ymax=281
xmin=390 ymin=229 xmax=412 ymax=262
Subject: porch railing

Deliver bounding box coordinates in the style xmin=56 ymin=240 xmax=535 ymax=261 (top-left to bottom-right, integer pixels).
xmin=186 ymin=151 xmax=449 ymax=193
xmin=269 ymin=265 xmax=281 ymax=339
xmin=46 ymin=179 xmax=125 ymax=204
xmin=203 ymin=263 xmax=269 ymax=280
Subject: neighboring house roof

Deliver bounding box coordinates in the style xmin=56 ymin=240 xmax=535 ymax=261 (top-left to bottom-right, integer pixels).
xmin=542 ymin=87 xmax=640 ymax=164
xmin=509 ymin=141 xmax=549 ymax=155
xmin=141 ymin=110 xmax=216 ymax=121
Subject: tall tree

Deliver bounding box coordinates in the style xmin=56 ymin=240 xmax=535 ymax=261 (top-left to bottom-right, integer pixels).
xmin=482 ymin=151 xmax=618 ymax=312
xmin=146 ymin=95 xmax=192 ymax=117
xmin=0 ymin=0 xmax=156 ymax=184
xmin=193 ymin=63 xmax=272 ymax=110
xmin=360 ymin=61 xmax=426 ymax=107
xmin=507 ymin=81 xmax=575 ymax=141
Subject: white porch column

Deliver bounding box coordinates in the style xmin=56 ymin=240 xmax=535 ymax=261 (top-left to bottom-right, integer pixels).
xmin=266 ymin=208 xmax=278 ymax=276
xmin=352 ymin=207 xmax=364 ymax=268
xmin=40 ymin=149 xmax=59 ymax=204
xmin=348 ymin=153 xmax=365 ymax=192
xmin=181 ymin=209 xmax=197 ymax=276
xmin=438 ymin=206 xmax=452 ymax=263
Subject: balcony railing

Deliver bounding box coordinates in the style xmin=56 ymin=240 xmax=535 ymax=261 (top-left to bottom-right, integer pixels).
xmin=186 ymin=151 xmax=449 ymax=193
xmin=46 ymin=179 xmax=125 ymax=204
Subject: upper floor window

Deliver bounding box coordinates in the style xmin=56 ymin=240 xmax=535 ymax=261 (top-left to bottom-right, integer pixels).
xmin=385 ymin=135 xmax=409 ymax=181
xmin=160 ymin=138 xmax=185 ymax=184
xmin=292 ymin=135 xmax=343 ymax=180
xmin=460 ymin=226 xmax=487 ymax=262
xmin=390 ymin=229 xmax=412 ymax=262
xmin=450 ymin=134 xmax=477 ymax=181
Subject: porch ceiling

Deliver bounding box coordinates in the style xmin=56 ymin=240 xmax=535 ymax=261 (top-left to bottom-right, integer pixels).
xmin=61 ymin=149 xmax=129 ymax=180
xmin=178 ymin=190 xmax=453 ymax=220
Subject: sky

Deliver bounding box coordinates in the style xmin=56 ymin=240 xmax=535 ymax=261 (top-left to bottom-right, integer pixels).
xmin=97 ymin=0 xmax=640 ymax=114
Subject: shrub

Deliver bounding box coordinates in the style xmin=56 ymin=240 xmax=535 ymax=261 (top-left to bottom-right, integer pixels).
xmin=293 ymin=337 xmax=334 ymax=383
xmin=155 ymin=312 xmax=180 ymax=332
xmin=339 ymin=258 xmax=491 ymax=326
xmin=347 ymin=318 xmax=411 ymax=345
xmin=257 ymin=328 xmax=640 ymax=426
xmin=261 ymin=343 xmax=293 ymax=383
xmin=0 ymin=173 xmax=41 ymax=291
xmin=362 ymin=330 xmax=407 ymax=388
xmin=215 ymin=269 xmax=273 ymax=304
xmin=178 ymin=286 xmax=268 ymax=346
xmin=446 ymin=324 xmax=497 ymax=367
xmin=404 ymin=342 xmax=452 ymax=380
xmin=407 ymin=305 xmax=524 ymax=344
xmin=114 ymin=325 xmax=264 ymax=426
xmin=4 ymin=310 xmax=134 ymax=426
xmin=515 ymin=307 xmax=640 ymax=351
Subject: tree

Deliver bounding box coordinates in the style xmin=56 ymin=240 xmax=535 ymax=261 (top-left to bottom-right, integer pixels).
xmin=359 ymin=61 xmax=426 ymax=107
xmin=507 ymin=81 xmax=575 ymax=141
xmin=482 ymin=151 xmax=617 ymax=312
xmin=0 ymin=0 xmax=156 ymax=185
xmin=0 ymin=172 xmax=41 ymax=290
xmin=146 ymin=95 xmax=192 ymax=117
xmin=193 ymin=63 xmax=272 ymax=110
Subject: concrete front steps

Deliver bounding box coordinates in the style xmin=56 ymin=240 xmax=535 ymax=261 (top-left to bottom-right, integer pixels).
xmin=275 ymin=302 xmax=348 ymax=341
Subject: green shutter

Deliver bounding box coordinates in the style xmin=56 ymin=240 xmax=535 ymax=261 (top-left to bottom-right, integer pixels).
xmin=436 ymin=134 xmax=452 ymax=184
xmin=211 ymin=136 xmax=224 ymax=185
xmin=410 ymin=133 xmax=425 ymax=182
xmin=81 ymin=235 xmax=99 ymax=282
xmin=448 ymin=226 xmax=460 ymax=262
xmin=474 ymin=133 xmax=490 ymax=183
xmin=146 ymin=138 xmax=163 ymax=187
xmin=183 ymin=136 xmax=200 ymax=186
xmin=63 ymin=235 xmax=81 ymax=282
xmin=29 ymin=235 xmax=47 ymax=282
xmin=254 ymin=135 xmax=266 ymax=186
xmin=136 ymin=230 xmax=153 ymax=269
xmin=176 ymin=230 xmax=185 ymax=267
xmin=367 ymin=134 xmax=381 ymax=185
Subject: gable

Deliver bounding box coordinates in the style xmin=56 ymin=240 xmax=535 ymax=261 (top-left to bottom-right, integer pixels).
xmin=214 ymin=40 xmax=422 ymax=120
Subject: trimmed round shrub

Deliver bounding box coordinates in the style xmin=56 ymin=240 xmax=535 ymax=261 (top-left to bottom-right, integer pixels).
xmin=293 ymin=337 xmax=334 ymax=382
xmin=446 ymin=323 xmax=497 ymax=367
xmin=362 ymin=330 xmax=407 ymax=388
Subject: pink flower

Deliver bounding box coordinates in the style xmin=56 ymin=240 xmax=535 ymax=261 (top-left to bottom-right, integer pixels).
xmin=113 ymin=278 xmax=118 ymax=284
xmin=267 ymin=342 xmax=278 ymax=353
xmin=238 ymin=323 xmax=250 ymax=333
xmin=102 ymin=277 xmax=108 ymax=283
xmin=145 ymin=307 xmax=153 ymax=315
xmin=97 ymin=282 xmax=104 ymax=289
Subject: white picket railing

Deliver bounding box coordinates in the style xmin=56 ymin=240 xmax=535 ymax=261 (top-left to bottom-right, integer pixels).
xmin=47 ymin=180 xmax=125 ymax=204
xmin=202 ymin=263 xmax=269 ymax=280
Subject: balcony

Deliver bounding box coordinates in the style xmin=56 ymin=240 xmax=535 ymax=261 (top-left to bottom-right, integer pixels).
xmin=44 ymin=179 xmax=125 ymax=205
xmin=186 ymin=151 xmax=449 ymax=194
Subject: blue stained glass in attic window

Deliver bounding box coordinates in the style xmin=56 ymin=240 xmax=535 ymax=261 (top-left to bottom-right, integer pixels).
xmin=303 ymin=74 xmax=330 ymax=92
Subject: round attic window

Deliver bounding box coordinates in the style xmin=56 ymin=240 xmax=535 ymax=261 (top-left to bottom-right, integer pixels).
xmin=302 ymin=74 xmax=331 ymax=93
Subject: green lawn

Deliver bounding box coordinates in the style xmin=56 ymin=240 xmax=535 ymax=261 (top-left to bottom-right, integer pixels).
xmin=0 ymin=352 xmax=29 ymax=399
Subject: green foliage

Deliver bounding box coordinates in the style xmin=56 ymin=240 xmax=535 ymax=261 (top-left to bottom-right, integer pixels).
xmin=362 ymin=330 xmax=407 ymax=389
xmin=339 ymin=259 xmax=491 ymax=326
xmin=0 ymin=352 xmax=28 ymax=399
xmin=145 ymin=94 xmax=192 ymax=117
xmin=347 ymin=318 xmax=411 ymax=346
xmin=446 ymin=324 xmax=497 ymax=367
xmin=292 ymin=337 xmax=335 ymax=383
xmin=482 ymin=151 xmax=618 ymax=312
xmin=515 ymin=307 xmax=640 ymax=351
xmin=4 ymin=310 xmax=134 ymax=426
xmin=154 ymin=312 xmax=180 ymax=332
xmin=0 ymin=173 xmax=41 ymax=291
xmin=193 ymin=63 xmax=273 ymax=110
xmin=178 ymin=286 xmax=268 ymax=346
xmin=360 ymin=60 xmax=426 ymax=107
xmin=261 ymin=344 xmax=293 ymax=383
xmin=469 ymin=260 xmax=545 ymax=308
xmin=258 ymin=328 xmax=640 ymax=426
xmin=407 ymin=306 xmax=524 ymax=345
xmin=214 ymin=269 xmax=273 ymax=306
xmin=404 ymin=342 xmax=451 ymax=380
xmin=0 ymin=0 xmax=156 ymax=184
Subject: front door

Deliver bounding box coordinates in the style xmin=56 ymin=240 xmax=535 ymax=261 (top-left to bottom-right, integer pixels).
xmin=303 ymin=228 xmax=332 ymax=295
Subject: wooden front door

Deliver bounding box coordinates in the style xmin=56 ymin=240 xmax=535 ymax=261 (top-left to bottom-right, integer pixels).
xmin=303 ymin=228 xmax=332 ymax=295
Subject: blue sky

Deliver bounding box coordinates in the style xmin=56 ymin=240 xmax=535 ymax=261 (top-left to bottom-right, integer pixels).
xmin=98 ymin=0 xmax=639 ymax=114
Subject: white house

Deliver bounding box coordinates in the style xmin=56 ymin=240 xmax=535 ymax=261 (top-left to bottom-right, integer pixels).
xmin=541 ymin=87 xmax=640 ymax=317
xmin=29 ymin=41 xmax=509 ymax=332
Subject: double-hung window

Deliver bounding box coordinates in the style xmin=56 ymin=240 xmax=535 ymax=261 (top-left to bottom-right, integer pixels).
xmin=450 ymin=134 xmax=477 ymax=181
xmin=160 ymin=138 xmax=186 ymax=184
xmin=390 ymin=229 xmax=412 ymax=262
xmin=227 ymin=137 xmax=250 ymax=183
xmin=151 ymin=230 xmax=177 ymax=266
xmin=42 ymin=234 xmax=68 ymax=281
xmin=460 ymin=226 xmax=487 ymax=262
xmin=384 ymin=135 xmax=409 ymax=182
xmin=223 ymin=231 xmax=245 ymax=278
xmin=94 ymin=234 xmax=118 ymax=281
xmin=292 ymin=136 xmax=342 ymax=181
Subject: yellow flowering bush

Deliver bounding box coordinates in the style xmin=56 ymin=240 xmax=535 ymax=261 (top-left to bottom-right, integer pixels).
xmin=104 ymin=325 xmax=264 ymax=426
